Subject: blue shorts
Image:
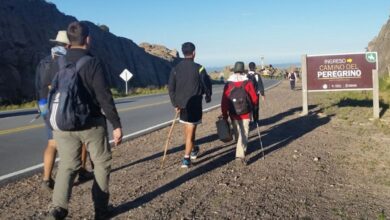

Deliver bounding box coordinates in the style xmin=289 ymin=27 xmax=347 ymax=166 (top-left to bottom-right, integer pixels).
xmin=44 ymin=120 xmax=53 ymax=140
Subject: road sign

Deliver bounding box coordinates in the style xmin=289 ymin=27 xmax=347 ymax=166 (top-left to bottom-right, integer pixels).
xmin=301 ymin=52 xmax=379 ymax=118
xmin=120 ymin=69 xmax=133 ymax=82
xmin=120 ymin=69 xmax=133 ymax=94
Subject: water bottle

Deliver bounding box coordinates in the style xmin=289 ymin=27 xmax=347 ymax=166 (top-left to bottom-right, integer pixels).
xmin=38 ymin=98 xmax=48 ymax=117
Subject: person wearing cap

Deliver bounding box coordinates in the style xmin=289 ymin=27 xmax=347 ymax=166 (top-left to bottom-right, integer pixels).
xmin=168 ymin=42 xmax=212 ymax=168
xmin=35 ymin=30 xmax=92 ymax=192
xmin=221 ymin=61 xmax=258 ymax=165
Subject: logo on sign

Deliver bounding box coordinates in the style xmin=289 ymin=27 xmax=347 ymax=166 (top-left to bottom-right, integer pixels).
xmin=365 ymin=52 xmax=377 ymax=63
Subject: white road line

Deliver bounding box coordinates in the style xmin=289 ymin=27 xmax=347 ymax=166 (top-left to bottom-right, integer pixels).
xmin=0 ymin=104 xmax=221 ymax=183
xmin=0 ymin=81 xmax=280 ymax=183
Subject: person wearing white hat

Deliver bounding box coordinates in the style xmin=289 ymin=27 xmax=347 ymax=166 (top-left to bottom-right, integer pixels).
xmin=35 ymin=30 xmax=92 ymax=192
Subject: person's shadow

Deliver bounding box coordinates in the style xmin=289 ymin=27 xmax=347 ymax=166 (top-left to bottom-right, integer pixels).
xmin=246 ymin=109 xmax=334 ymax=164
xmin=108 ymin=107 xmax=333 ymax=218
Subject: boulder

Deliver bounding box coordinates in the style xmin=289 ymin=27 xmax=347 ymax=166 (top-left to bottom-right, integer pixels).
xmin=368 ymin=17 xmax=390 ymax=76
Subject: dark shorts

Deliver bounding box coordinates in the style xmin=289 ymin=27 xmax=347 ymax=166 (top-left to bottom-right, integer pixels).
xmin=179 ymin=96 xmax=203 ymax=125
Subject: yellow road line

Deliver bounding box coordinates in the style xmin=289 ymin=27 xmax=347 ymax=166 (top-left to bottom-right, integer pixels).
xmin=0 ymin=123 xmax=45 ymax=136
xmin=0 ymin=100 xmax=171 ymax=136
xmin=118 ymin=100 xmax=171 ymax=112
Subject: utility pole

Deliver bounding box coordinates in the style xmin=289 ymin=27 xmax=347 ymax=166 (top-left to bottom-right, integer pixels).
xmin=260 ymin=56 xmax=264 ymax=69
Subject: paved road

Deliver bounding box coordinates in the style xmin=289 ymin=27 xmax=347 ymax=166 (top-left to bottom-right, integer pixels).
xmin=0 ymin=79 xmax=279 ymax=178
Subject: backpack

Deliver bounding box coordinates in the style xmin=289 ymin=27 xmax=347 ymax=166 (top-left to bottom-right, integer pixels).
xmin=227 ymin=81 xmax=252 ymax=115
xmin=290 ymin=72 xmax=296 ymax=80
xmin=46 ymin=56 xmax=92 ymax=131
xmin=246 ymin=73 xmax=259 ymax=92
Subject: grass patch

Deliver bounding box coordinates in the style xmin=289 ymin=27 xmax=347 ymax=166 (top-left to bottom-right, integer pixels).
xmin=378 ymin=210 xmax=386 ymax=220
xmin=0 ymin=101 xmax=37 ymax=111
xmin=110 ymin=86 xmax=167 ymax=99
xmin=0 ymin=87 xmax=168 ymax=112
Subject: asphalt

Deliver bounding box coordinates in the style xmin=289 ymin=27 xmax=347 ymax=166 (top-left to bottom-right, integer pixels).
xmin=0 ymin=79 xmax=279 ymax=182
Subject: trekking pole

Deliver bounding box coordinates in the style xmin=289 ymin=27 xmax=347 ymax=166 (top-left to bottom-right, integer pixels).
xmin=161 ymin=110 xmax=180 ymax=168
xmin=255 ymin=121 xmax=265 ymax=160
xmin=29 ymin=114 xmax=40 ymax=123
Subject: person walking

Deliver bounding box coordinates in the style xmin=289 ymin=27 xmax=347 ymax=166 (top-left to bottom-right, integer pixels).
xmin=288 ymin=70 xmax=298 ymax=90
xmin=45 ymin=22 xmax=122 ymax=220
xmin=168 ymin=42 xmax=212 ymax=168
xmin=247 ymin=62 xmax=265 ymax=124
xmin=35 ymin=31 xmax=92 ymax=192
xmin=221 ymin=61 xmax=258 ymax=165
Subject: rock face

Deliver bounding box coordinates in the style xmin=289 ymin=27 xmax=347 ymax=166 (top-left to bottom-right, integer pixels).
xmin=0 ymin=0 xmax=177 ymax=104
xmin=368 ymin=17 xmax=390 ymax=75
xmin=139 ymin=43 xmax=179 ymax=62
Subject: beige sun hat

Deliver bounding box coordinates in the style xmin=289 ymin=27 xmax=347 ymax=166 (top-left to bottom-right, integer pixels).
xmin=49 ymin=30 xmax=70 ymax=45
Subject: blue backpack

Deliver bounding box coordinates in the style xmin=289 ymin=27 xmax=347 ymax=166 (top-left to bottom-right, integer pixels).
xmin=46 ymin=56 xmax=92 ymax=131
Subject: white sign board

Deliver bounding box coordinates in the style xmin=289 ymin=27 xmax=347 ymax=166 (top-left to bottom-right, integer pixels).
xmin=119 ymin=69 xmax=133 ymax=94
xmin=120 ymin=69 xmax=133 ymax=82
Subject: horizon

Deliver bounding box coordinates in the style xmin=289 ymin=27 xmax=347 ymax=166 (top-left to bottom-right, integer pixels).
xmin=49 ymin=0 xmax=390 ymax=67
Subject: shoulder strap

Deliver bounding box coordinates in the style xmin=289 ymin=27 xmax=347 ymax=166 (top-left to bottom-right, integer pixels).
xmin=76 ymin=56 xmax=92 ymax=72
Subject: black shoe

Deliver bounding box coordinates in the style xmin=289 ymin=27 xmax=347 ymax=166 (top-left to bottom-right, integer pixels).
xmin=190 ymin=145 xmax=200 ymax=160
xmin=95 ymin=204 xmax=114 ymax=220
xmin=78 ymin=168 xmax=94 ymax=182
xmin=45 ymin=207 xmax=68 ymax=220
xmin=41 ymin=178 xmax=55 ymax=191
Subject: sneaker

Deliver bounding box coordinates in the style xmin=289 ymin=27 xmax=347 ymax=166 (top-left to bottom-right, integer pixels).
xmin=181 ymin=158 xmax=191 ymax=168
xmin=45 ymin=206 xmax=68 ymax=220
xmin=41 ymin=178 xmax=55 ymax=191
xmin=190 ymin=145 xmax=200 ymax=160
xmin=78 ymin=168 xmax=94 ymax=182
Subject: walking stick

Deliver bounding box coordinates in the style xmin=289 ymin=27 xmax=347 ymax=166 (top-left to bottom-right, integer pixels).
xmin=255 ymin=121 xmax=265 ymax=160
xmin=161 ymin=110 xmax=180 ymax=168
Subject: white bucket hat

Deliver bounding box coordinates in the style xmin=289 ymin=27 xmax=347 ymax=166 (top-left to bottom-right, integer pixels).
xmin=49 ymin=30 xmax=70 ymax=45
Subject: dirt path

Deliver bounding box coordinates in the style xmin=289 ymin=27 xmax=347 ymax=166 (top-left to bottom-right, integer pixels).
xmin=1 ymin=80 xmax=390 ymax=219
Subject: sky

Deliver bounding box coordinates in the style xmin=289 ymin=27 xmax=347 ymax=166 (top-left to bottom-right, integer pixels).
xmin=49 ymin=0 xmax=390 ymax=67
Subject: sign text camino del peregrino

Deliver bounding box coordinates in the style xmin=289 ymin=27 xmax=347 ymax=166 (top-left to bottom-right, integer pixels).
xmin=301 ymin=52 xmax=379 ymax=118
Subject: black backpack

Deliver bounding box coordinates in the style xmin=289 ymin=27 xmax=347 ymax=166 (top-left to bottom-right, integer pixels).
xmin=227 ymin=81 xmax=252 ymax=115
xmin=290 ymin=72 xmax=296 ymax=80
xmin=246 ymin=73 xmax=259 ymax=93
xmin=46 ymin=56 xmax=92 ymax=131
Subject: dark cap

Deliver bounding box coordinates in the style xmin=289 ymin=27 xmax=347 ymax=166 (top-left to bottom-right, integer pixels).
xmin=234 ymin=61 xmax=245 ymax=73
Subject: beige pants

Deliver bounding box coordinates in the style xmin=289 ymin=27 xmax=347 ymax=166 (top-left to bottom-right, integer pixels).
xmin=231 ymin=119 xmax=250 ymax=158
xmin=52 ymin=118 xmax=111 ymax=213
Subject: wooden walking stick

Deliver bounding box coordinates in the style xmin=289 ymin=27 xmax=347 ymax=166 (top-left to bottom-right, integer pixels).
xmin=161 ymin=110 xmax=180 ymax=168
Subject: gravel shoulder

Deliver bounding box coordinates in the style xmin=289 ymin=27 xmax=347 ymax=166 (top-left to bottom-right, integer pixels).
xmin=1 ymin=80 xmax=390 ymax=219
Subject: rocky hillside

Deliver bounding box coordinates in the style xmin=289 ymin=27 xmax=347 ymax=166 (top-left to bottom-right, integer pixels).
xmin=0 ymin=0 xmax=178 ymax=104
xmin=139 ymin=43 xmax=179 ymax=62
xmin=368 ymin=17 xmax=390 ymax=75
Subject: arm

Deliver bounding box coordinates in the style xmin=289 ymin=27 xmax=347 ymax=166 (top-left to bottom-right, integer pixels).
xmin=90 ymin=60 xmax=122 ymax=145
xmin=200 ymin=66 xmax=212 ymax=102
xmin=221 ymin=84 xmax=229 ymax=119
xmin=246 ymin=81 xmax=259 ymax=107
xmin=257 ymin=74 xmax=265 ymax=97
xmin=168 ymin=68 xmax=177 ymax=107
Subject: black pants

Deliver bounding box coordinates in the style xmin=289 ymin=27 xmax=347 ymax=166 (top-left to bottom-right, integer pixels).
xmin=290 ymin=80 xmax=295 ymax=90
xmin=253 ymin=94 xmax=259 ymax=122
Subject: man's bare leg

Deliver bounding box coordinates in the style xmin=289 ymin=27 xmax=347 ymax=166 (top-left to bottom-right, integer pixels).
xmin=43 ymin=139 xmax=56 ymax=181
xmin=184 ymin=124 xmax=197 ymax=157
